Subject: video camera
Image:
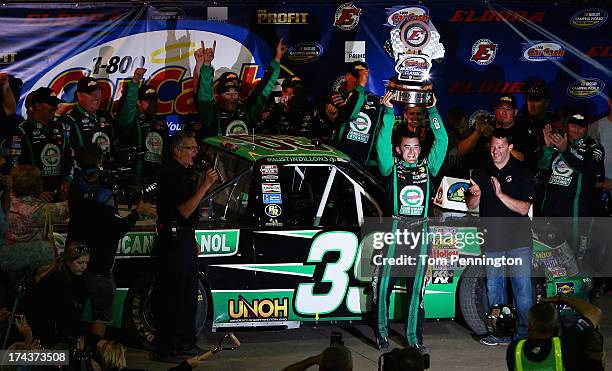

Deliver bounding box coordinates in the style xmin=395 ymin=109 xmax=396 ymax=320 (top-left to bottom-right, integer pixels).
xmin=98 ymin=147 xmax=157 ymax=205
xmin=379 ymin=347 xmax=430 ymax=371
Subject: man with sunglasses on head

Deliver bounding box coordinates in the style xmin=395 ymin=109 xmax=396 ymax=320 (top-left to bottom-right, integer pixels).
xmin=151 ymin=130 xmax=218 ymax=362
xmin=67 ymin=143 xmax=153 ymax=342
xmin=194 ymin=38 xmax=286 ymax=138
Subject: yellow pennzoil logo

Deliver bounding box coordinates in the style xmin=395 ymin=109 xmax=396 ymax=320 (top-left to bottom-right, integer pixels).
xmin=229 ymin=296 xmax=289 ymax=321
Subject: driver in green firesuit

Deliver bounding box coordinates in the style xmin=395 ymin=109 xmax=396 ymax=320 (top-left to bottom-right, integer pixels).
xmin=371 ymin=88 xmax=447 ymax=353
xmin=194 ymin=38 xmax=287 ymax=138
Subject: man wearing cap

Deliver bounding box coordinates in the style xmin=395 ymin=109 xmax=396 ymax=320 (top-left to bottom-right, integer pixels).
xmin=194 ymin=39 xmax=286 ymax=137
xmin=257 ymin=76 xmax=320 ymax=136
xmin=539 ymin=111 xmax=605 ymax=261
xmin=6 ymin=87 xmax=72 ymax=199
xmin=458 ymin=94 xmax=528 ymax=170
xmin=517 ymin=85 xmax=556 ymax=170
xmin=325 ymin=61 xmax=387 ymax=168
xmin=116 ymin=68 xmax=169 ymax=184
xmin=59 ymin=76 xmax=114 ymax=154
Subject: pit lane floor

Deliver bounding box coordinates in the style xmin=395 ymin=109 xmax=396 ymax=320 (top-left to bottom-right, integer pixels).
xmin=125 ymin=295 xmax=612 ymax=370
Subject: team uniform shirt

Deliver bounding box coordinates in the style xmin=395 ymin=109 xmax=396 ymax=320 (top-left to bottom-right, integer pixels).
xmin=116 ymin=81 xmax=169 ymax=181
xmin=7 ymin=118 xmax=72 ymax=192
xmin=472 ymin=156 xmax=534 ymax=251
xmin=196 ymin=61 xmax=280 ymax=137
xmin=507 ymin=316 xmax=604 ymax=371
xmin=376 ymin=106 xmax=448 ymax=217
xmin=156 ymin=158 xmax=200 ymax=229
xmin=257 ymin=104 xmax=321 ymax=137
xmin=589 ymin=116 xmax=612 ymax=180
xmin=539 ymin=137 xmax=605 ymax=217
xmin=333 ymin=86 xmax=385 ymax=167
xmin=58 ymin=105 xmax=114 ymax=154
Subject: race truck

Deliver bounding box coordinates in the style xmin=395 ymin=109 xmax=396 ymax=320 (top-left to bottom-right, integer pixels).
xmin=55 ymin=135 xmax=592 ymax=347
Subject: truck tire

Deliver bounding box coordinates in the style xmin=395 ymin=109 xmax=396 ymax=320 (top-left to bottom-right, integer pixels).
xmin=459 ymin=264 xmax=489 ymax=336
xmin=123 ymin=275 xmax=208 ymax=349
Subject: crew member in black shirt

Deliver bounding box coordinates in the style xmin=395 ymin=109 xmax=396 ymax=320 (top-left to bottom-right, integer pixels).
xmin=151 ymin=130 xmax=218 ymax=362
xmin=466 ymin=128 xmax=535 ymax=346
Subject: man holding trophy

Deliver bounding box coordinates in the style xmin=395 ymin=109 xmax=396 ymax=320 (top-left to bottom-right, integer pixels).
xmin=371 ymin=6 xmax=447 ymax=352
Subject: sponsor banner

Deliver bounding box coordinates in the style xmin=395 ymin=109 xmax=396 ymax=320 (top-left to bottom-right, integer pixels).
xmin=196 ymin=229 xmax=240 ymax=257
xmin=0 ymin=2 xmax=609 ymax=129
xmin=228 ymin=296 xmax=290 ymax=322
xmin=567 ymin=78 xmax=605 ymax=99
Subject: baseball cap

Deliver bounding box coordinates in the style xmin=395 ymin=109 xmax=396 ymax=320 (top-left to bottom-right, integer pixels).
xmin=566 ymin=111 xmax=589 ymax=127
xmin=76 ymin=76 xmax=101 ymax=94
xmin=30 ymin=87 xmax=64 ymax=106
xmin=526 ymin=85 xmax=549 ymax=101
xmin=216 ymin=71 xmax=241 ymax=87
xmin=496 ymin=94 xmax=517 ymax=109
xmin=282 ymin=76 xmax=303 ymax=89
xmin=346 ymin=61 xmax=368 ymax=78
xmin=138 ymin=85 xmax=158 ymax=101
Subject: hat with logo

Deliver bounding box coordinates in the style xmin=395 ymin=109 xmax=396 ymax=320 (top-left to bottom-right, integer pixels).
xmin=31 ymin=87 xmax=64 ymax=106
xmin=217 ymin=81 xmax=240 ymax=95
xmin=346 ymin=61 xmax=368 ymax=78
xmin=282 ymin=76 xmax=303 ymax=89
xmin=216 ymin=71 xmax=241 ymax=87
xmin=496 ymin=94 xmax=517 ymax=109
xmin=566 ymin=111 xmax=589 ymax=127
xmin=76 ymin=76 xmax=101 ymax=94
xmin=138 ymin=85 xmax=158 ymax=101
xmin=526 ymin=85 xmax=549 ymax=101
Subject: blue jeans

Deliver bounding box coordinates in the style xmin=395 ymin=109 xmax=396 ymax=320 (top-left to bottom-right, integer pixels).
xmin=485 ymin=247 xmax=533 ymax=338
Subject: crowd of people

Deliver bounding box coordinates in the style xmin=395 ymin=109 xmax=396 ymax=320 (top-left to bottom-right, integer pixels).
xmin=0 ymin=36 xmax=610 ymax=370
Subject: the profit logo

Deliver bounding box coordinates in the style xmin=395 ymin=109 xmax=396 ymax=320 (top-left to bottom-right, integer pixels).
xmin=470 ymin=39 xmax=497 ymax=65
xmin=257 ymin=10 xmax=308 ymax=24
xmin=334 ymin=3 xmax=361 ymax=30
xmin=229 ymin=296 xmax=289 ymax=321
xmin=400 ymin=185 xmax=424 ymax=207
xmin=0 ymin=51 xmax=17 ymax=64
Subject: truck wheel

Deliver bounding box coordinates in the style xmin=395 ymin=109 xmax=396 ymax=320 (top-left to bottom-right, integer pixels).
xmin=459 ymin=264 xmax=489 ymax=336
xmin=123 ymin=276 xmax=208 ymax=349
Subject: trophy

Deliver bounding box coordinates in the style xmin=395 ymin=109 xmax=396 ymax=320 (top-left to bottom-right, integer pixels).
xmin=383 ymin=6 xmax=445 ymax=107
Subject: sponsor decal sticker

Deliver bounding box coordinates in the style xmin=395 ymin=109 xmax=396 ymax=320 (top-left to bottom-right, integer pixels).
xmin=432 ymin=270 xmax=454 ymax=284
xmin=92 ymin=132 xmax=111 ymax=152
xmin=260 ymin=165 xmax=278 ymax=175
xmin=521 ymin=41 xmax=565 ymax=62
xmin=257 ymin=10 xmax=308 ymax=24
xmin=399 ymin=185 xmax=425 ymax=215
xmin=400 ymin=20 xmax=430 ymax=50
xmin=470 ymin=39 xmax=497 ymax=65
xmin=226 ymin=120 xmax=249 ymax=135
xmin=287 ymin=42 xmax=324 ymax=64
xmin=447 ymin=182 xmax=469 ymax=203
xmin=40 ymin=143 xmax=61 ymax=167
xmin=344 ymin=41 xmax=366 ymax=62
xmin=334 ymin=2 xmax=361 ymax=30
xmin=196 ymin=229 xmax=240 ymax=257
xmin=556 ymin=282 xmax=575 ymax=295
xmin=567 ymin=78 xmax=605 ymax=99
xmin=264 ymin=204 xmax=282 ymax=218
xmin=550 ymin=156 xmax=573 ymax=186
xmin=570 ymin=8 xmax=607 ymax=29
xmin=229 ymin=296 xmax=289 ymax=322
xmin=263 ymin=193 xmax=282 ymax=204
xmin=385 ymin=6 xmax=429 ymax=27
xmin=332 ymin=75 xmax=346 ymax=92
xmin=347 ymin=112 xmax=372 ymax=143
xmin=262 ymin=183 xmax=281 ymax=193
xmin=396 ymin=54 xmax=431 ymax=82
xmin=262 ymin=175 xmax=278 ymax=181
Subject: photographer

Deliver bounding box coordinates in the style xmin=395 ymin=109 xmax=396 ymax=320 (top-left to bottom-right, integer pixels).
xmin=506 ymin=297 xmax=604 ymax=371
xmin=67 ymin=143 xmax=153 ymax=340
xmin=151 ymin=130 xmax=218 ymax=362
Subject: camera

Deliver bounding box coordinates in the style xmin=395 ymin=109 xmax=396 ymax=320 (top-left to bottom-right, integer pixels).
xmin=193 ymin=152 xmax=210 ymax=173
xmin=379 ymin=347 xmax=430 ymax=370
xmin=330 ymin=331 xmax=344 ymax=348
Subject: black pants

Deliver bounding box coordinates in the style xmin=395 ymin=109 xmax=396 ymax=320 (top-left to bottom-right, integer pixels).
xmin=151 ymin=228 xmax=198 ymax=355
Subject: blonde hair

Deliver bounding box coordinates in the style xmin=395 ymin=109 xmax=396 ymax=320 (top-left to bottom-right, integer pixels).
xmin=10 ymin=165 xmax=43 ymax=197
xmin=35 ymin=241 xmax=89 ymax=283
xmin=97 ymin=340 xmax=127 ymax=370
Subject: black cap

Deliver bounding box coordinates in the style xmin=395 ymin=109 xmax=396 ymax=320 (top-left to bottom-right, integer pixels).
xmin=526 ymin=85 xmax=549 ymax=101
xmin=566 ymin=111 xmax=589 ymax=127
xmin=8 ymin=75 xmax=23 ymax=92
xmin=346 ymin=61 xmax=368 ymax=78
xmin=216 ymin=71 xmax=240 ymax=87
xmin=282 ymin=76 xmax=303 ymax=89
xmin=138 ymin=85 xmax=158 ymax=101
xmin=31 ymin=87 xmax=64 ymax=106
xmin=76 ymin=76 xmax=100 ymax=94
xmin=496 ymin=94 xmax=517 ymax=109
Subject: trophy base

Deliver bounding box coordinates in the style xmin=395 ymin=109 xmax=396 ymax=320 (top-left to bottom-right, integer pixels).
xmin=387 ymin=78 xmax=433 ymax=107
